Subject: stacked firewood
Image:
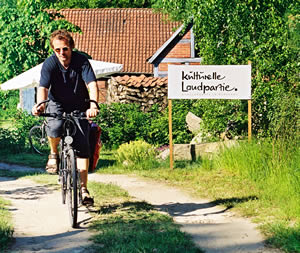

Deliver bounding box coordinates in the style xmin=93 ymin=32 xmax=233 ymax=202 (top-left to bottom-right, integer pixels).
xmin=107 ymin=75 xmax=168 ymax=112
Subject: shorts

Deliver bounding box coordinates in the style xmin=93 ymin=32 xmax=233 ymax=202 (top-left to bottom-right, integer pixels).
xmin=45 ymin=100 xmax=90 ymax=158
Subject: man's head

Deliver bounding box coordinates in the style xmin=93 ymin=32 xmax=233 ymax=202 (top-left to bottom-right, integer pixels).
xmin=50 ymin=30 xmax=74 ymax=67
xmin=50 ymin=29 xmax=75 ymax=50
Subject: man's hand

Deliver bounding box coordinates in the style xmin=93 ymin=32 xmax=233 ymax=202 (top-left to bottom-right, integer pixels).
xmin=86 ymin=107 xmax=99 ymax=119
xmin=32 ymin=103 xmax=45 ymax=116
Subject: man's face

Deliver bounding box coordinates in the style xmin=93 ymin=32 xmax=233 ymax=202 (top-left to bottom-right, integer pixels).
xmin=52 ymin=38 xmax=72 ymax=67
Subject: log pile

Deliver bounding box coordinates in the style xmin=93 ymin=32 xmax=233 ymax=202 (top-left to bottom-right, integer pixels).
xmin=107 ymin=74 xmax=168 ymax=112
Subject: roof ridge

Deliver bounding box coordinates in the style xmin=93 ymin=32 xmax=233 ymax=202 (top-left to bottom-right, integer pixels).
xmin=59 ymin=8 xmax=159 ymax=11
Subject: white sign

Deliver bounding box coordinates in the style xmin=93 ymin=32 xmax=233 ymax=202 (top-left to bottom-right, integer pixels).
xmin=168 ymin=65 xmax=251 ymax=99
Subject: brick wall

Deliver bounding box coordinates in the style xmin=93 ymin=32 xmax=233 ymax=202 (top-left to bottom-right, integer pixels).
xmin=157 ymin=30 xmax=200 ymax=75
xmin=166 ymin=30 xmax=191 ymax=58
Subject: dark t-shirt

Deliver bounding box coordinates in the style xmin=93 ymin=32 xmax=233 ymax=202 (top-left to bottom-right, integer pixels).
xmin=40 ymin=51 xmax=96 ymax=112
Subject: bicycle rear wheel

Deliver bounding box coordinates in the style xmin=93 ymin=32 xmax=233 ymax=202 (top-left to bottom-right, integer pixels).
xmin=29 ymin=125 xmax=49 ymax=155
xmin=66 ymin=148 xmax=78 ymax=228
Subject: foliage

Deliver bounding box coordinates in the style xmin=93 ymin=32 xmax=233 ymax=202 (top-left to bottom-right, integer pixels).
xmin=270 ymin=91 xmax=299 ymax=141
xmin=95 ymin=103 xmax=151 ymax=149
xmin=0 ymin=0 xmax=80 ymax=84
xmin=94 ymin=102 xmax=195 ymax=148
xmin=0 ymin=110 xmax=42 ymax=153
xmin=154 ymin=0 xmax=299 ymax=137
xmin=116 ymin=140 xmax=156 ymax=165
xmin=0 ymin=90 xmax=19 ymax=119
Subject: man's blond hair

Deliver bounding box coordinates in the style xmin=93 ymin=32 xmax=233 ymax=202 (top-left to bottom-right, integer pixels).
xmin=50 ymin=29 xmax=75 ymax=49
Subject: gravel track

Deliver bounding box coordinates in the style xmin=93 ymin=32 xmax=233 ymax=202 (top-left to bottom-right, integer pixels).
xmin=0 ymin=164 xmax=282 ymax=253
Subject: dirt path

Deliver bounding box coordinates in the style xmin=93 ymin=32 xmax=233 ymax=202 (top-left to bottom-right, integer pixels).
xmin=0 ymin=164 xmax=281 ymax=253
xmin=0 ymin=176 xmax=94 ymax=253
xmin=89 ymin=174 xmax=281 ymax=253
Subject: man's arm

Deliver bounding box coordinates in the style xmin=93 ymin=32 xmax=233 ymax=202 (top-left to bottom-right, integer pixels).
xmin=32 ymin=87 xmax=48 ymax=115
xmin=86 ymin=81 xmax=99 ymax=118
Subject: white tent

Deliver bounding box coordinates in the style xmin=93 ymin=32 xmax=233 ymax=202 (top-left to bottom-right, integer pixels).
xmin=0 ymin=59 xmax=123 ymax=90
xmin=0 ymin=60 xmax=123 ymax=113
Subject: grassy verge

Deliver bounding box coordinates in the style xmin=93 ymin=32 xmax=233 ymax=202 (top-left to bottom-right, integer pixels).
xmin=95 ymin=139 xmax=300 ymax=253
xmin=0 ymin=197 xmax=13 ymax=251
xmin=0 ymin=151 xmax=47 ymax=168
xmin=87 ymin=181 xmax=202 ymax=252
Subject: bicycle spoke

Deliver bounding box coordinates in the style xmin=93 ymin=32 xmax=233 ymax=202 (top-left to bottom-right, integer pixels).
xmin=29 ymin=125 xmax=49 ymax=155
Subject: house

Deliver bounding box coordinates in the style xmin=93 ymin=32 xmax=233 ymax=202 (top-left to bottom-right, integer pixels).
xmin=1 ymin=8 xmax=201 ymax=112
xmin=59 ymin=8 xmax=201 ymax=103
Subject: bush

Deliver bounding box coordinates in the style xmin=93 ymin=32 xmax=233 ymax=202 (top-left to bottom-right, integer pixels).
xmin=116 ymin=140 xmax=156 ymax=165
xmin=95 ymin=103 xmax=151 ymax=149
xmin=0 ymin=90 xmax=19 ymax=119
xmin=95 ymin=102 xmax=194 ymax=149
xmin=192 ymin=99 xmax=248 ymax=138
xmin=0 ymin=110 xmax=42 ymax=154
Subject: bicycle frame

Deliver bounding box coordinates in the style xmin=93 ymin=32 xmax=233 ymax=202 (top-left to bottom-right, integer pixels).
xmin=30 ymin=99 xmax=100 ymax=228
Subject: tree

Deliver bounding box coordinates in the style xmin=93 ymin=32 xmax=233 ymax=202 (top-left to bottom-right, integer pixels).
xmin=0 ymin=0 xmax=80 ymax=83
xmin=154 ymin=0 xmax=299 ymax=137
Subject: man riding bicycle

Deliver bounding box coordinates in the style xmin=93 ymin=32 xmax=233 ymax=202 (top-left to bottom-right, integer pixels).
xmin=32 ymin=29 xmax=98 ymax=205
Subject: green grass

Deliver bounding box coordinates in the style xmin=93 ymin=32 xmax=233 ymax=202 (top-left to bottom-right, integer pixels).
xmin=0 ymin=151 xmax=47 ymax=168
xmin=0 ymin=139 xmax=299 ymax=252
xmin=0 ymin=197 xmax=13 ymax=251
xmin=87 ymin=181 xmax=203 ymax=253
xmin=94 ymin=139 xmax=300 ymax=252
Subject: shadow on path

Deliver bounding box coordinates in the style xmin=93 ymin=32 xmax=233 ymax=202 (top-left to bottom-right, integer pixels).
xmin=10 ymin=229 xmax=94 ymax=253
xmin=0 ymin=185 xmax=56 ymax=200
xmin=154 ymin=196 xmax=258 ymax=217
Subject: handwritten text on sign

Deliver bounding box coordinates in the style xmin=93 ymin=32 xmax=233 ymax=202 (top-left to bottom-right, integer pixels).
xmin=168 ymin=65 xmax=251 ymax=99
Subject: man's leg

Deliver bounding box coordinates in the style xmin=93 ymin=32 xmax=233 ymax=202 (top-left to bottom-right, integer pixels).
xmin=77 ymin=158 xmax=89 ymax=188
xmin=77 ymin=158 xmax=94 ymax=205
xmin=46 ymin=136 xmax=60 ymax=173
xmin=48 ymin=136 xmax=60 ymax=154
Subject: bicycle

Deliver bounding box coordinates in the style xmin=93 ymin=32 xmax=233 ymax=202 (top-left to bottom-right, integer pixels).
xmin=29 ymin=99 xmax=100 ymax=228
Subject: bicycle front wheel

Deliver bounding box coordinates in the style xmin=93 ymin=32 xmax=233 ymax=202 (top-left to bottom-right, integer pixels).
xmin=66 ymin=148 xmax=78 ymax=228
xmin=60 ymin=150 xmax=67 ymax=205
xmin=29 ymin=125 xmax=49 ymax=155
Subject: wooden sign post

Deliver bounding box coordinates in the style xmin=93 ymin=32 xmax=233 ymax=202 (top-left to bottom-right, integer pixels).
xmin=248 ymin=99 xmax=252 ymax=142
xmin=168 ymin=99 xmax=173 ymax=169
xmin=248 ymin=61 xmax=252 ymax=142
xmin=168 ymin=65 xmax=252 ymax=170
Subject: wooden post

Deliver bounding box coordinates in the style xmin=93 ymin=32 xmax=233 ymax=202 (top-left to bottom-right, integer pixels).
xmin=248 ymin=99 xmax=252 ymax=142
xmin=168 ymin=99 xmax=173 ymax=169
xmin=248 ymin=60 xmax=252 ymax=142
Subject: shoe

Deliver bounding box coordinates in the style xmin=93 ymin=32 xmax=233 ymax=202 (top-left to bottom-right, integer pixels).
xmin=81 ymin=187 xmax=94 ymax=206
xmin=45 ymin=154 xmax=59 ymax=174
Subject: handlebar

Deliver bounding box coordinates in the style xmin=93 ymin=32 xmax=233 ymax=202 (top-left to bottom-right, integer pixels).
xmin=34 ymin=99 xmax=100 ymax=118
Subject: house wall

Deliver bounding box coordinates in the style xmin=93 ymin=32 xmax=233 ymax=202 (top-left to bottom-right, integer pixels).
xmin=20 ymin=88 xmax=35 ymax=114
xmin=155 ymin=29 xmax=201 ymax=77
xmin=163 ymin=31 xmax=192 ymax=58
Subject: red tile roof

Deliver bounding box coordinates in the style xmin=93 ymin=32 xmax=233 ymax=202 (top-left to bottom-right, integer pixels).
xmin=58 ymin=9 xmax=181 ymax=74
